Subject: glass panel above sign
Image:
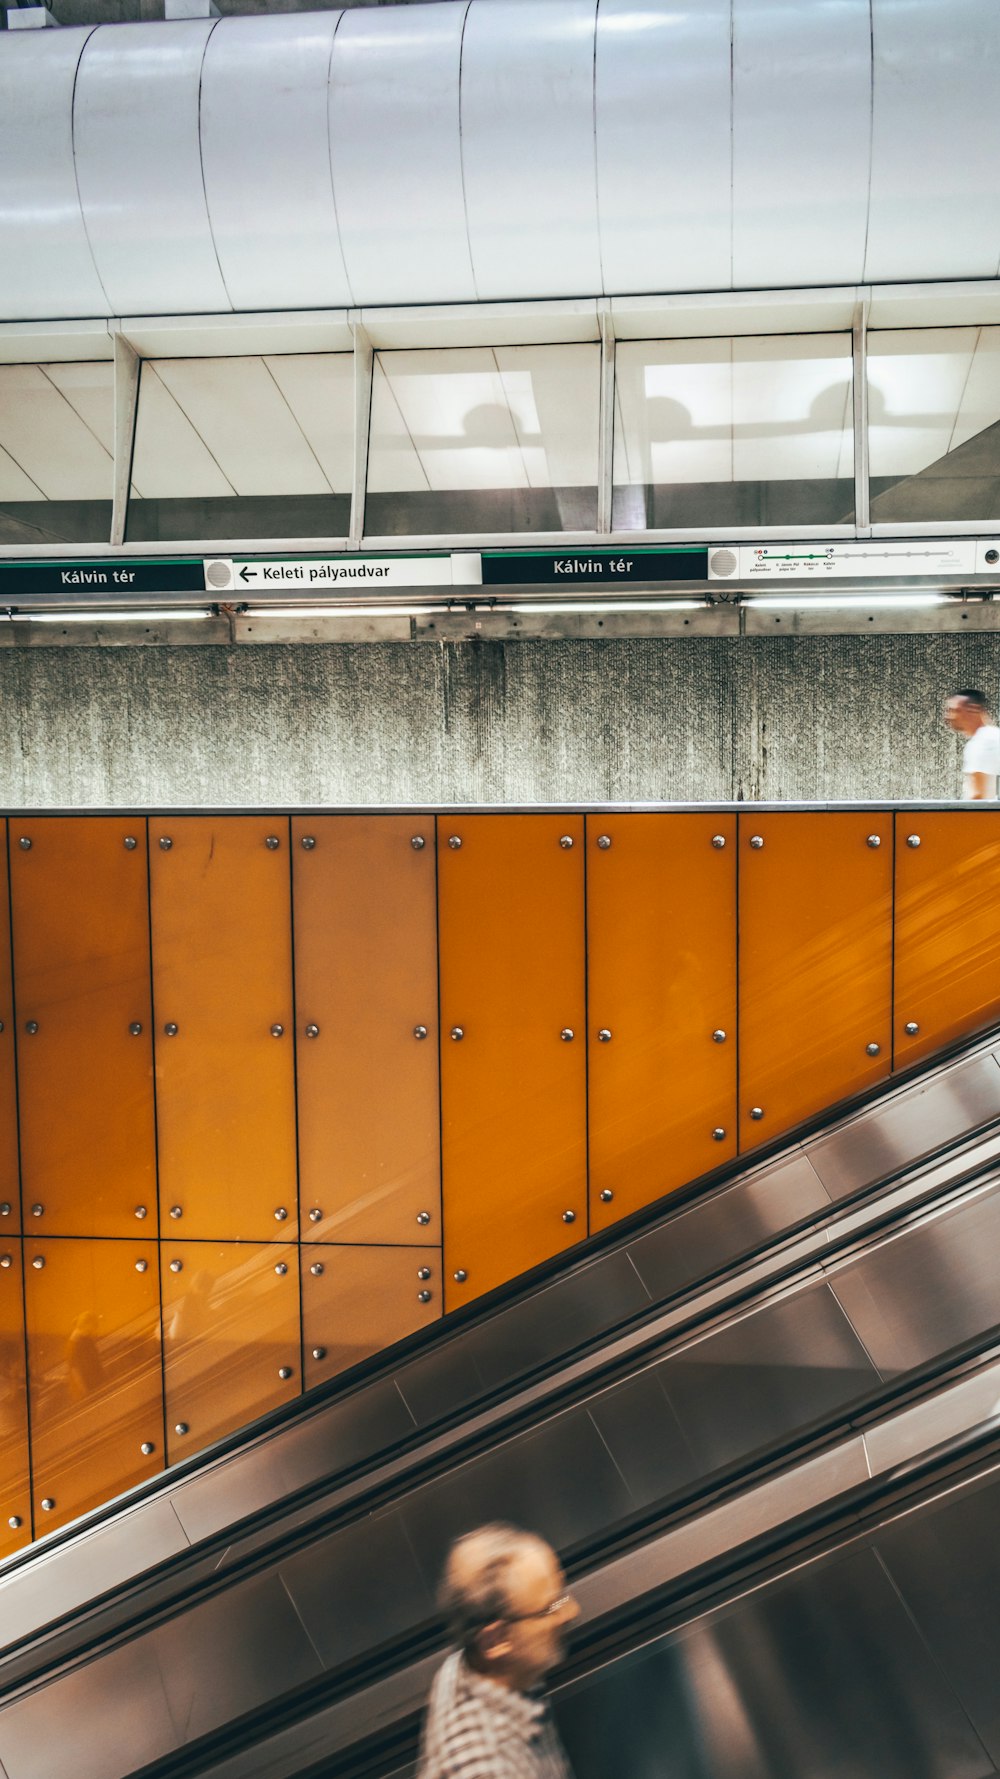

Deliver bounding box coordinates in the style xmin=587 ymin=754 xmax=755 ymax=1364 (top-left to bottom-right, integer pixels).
xmin=125 ymin=355 xmax=353 ymax=543
xmin=612 ymin=335 xmax=855 ymax=530
xmin=0 ymin=363 xmax=114 ymax=547
xmin=365 ymin=344 xmax=600 ymax=535
xmin=868 ymin=328 xmax=1000 ymax=524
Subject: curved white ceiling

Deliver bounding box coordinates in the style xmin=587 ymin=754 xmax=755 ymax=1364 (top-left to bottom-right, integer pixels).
xmin=0 ymin=0 xmax=998 ymax=323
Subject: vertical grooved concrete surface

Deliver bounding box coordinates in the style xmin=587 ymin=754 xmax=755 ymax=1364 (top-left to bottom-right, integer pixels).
xmin=0 ymin=636 xmax=992 ymax=806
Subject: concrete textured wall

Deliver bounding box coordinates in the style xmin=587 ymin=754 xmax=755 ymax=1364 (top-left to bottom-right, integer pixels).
xmin=0 ymin=634 xmax=995 ymax=808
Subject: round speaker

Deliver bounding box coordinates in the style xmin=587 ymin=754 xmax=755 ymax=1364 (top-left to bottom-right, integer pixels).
xmin=709 ymin=548 xmax=738 ymax=578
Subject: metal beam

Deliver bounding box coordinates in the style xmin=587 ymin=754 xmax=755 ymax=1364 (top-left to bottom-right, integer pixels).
xmin=596 ymin=301 xmax=616 ymax=535
xmin=349 ymin=316 xmax=374 ymax=547
xmin=853 ymin=294 xmax=870 ymax=534
xmin=0 ymin=597 xmax=996 ymax=646
xmin=110 ymin=330 xmax=140 ymax=548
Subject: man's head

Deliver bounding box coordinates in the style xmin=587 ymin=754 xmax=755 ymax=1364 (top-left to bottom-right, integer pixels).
xmin=439 ymin=1523 xmax=578 ymax=1692
xmin=944 ymin=689 xmax=992 ymax=735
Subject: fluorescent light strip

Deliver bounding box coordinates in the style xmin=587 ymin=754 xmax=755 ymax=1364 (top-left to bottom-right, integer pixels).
xmin=508 ymin=600 xmax=709 ymax=615
xmin=748 ymin=593 xmax=950 ymax=611
xmin=243 ymin=604 xmax=438 ymax=619
xmin=16 ymin=608 xmax=216 ymax=624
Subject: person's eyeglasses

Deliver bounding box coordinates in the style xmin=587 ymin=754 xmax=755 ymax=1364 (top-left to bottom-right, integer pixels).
xmin=504 ymin=1593 xmax=573 ymax=1623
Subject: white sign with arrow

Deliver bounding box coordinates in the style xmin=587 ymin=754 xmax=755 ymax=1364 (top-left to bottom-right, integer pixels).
xmin=204 ymin=555 xmax=479 ymax=593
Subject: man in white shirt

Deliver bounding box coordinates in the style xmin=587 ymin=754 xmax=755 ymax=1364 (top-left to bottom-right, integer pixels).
xmin=943 ymin=689 xmax=1000 ymax=799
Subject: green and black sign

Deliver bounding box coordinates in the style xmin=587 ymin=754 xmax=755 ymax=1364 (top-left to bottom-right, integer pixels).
xmin=0 ymin=559 xmax=206 ymax=599
xmin=481 ymin=548 xmax=710 ymax=586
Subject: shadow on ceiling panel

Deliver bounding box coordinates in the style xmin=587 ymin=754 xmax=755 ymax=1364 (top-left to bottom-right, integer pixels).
xmin=869 ymin=327 xmax=1000 ymax=522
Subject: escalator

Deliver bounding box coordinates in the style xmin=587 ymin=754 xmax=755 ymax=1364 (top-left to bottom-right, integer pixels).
xmin=3 ymin=1033 xmax=1000 ymax=1779
xmin=279 ymin=1370 xmax=1000 ymax=1779
xmin=553 ymin=1430 xmax=1000 ymax=1779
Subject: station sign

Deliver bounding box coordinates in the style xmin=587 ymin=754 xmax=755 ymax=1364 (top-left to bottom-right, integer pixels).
xmin=481 ymin=548 xmax=709 ymax=585
xmin=0 ymin=559 xmax=206 ymax=599
xmin=204 ymin=555 xmax=464 ymax=593
xmin=3 ymin=536 xmax=998 ymax=609
xmin=708 ymin=540 xmax=1000 ymax=580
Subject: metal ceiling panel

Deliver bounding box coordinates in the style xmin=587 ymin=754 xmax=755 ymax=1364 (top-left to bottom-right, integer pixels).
xmin=866 ymin=0 xmax=1000 ymax=283
xmin=460 ymin=0 xmax=603 ymax=301
xmin=130 ymin=363 xmax=232 ymax=500
xmin=0 ymin=29 xmax=109 ymax=322
xmin=952 ymin=328 xmax=1000 ymax=452
xmin=732 ymin=335 xmax=855 ymax=482
xmin=596 ymin=0 xmax=731 ymax=296
xmin=330 ymin=3 xmax=474 ymax=307
xmin=733 ymin=0 xmax=871 ymax=290
xmin=368 ymin=344 xmax=600 ymax=493
xmin=73 ymin=22 xmax=231 ymax=318
xmin=0 ymin=364 xmax=113 ymax=502
xmin=2 ymin=2 xmax=1000 ymax=323
xmin=201 ymin=14 xmax=352 ymax=314
xmin=867 ymin=327 xmax=979 ymax=480
xmin=265 ymin=353 xmax=354 ymax=491
xmin=147 ymin=357 xmax=335 ymax=495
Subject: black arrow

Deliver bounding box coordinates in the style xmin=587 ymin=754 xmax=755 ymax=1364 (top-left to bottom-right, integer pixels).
xmin=239 ymin=565 xmax=255 ymax=582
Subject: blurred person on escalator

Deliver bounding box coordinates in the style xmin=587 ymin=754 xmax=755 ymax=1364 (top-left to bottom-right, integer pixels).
xmin=943 ymin=689 xmax=1000 ymax=798
xmin=417 ymin=1523 xmax=579 ymax=1779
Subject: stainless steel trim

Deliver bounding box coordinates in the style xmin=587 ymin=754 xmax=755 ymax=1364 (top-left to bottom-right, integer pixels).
xmin=596 ymin=303 xmax=615 ymax=536
xmin=852 ymin=296 xmax=870 ymax=533
xmin=110 ymin=331 xmax=140 ymax=550
xmin=349 ymin=318 xmax=374 ymax=547
xmin=0 ymin=798 xmax=999 ymax=817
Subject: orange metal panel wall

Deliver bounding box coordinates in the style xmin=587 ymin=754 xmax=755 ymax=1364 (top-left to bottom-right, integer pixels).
xmin=161 ymin=1241 xmax=300 ymax=1462
xmin=894 ymin=812 xmax=1000 ymax=1066
xmin=150 ymin=818 xmax=297 ymax=1241
xmin=738 ymin=812 xmax=893 ymax=1147
xmin=587 ymin=813 xmax=737 ymax=1227
xmin=10 ymin=818 xmax=155 ymax=1237
xmin=24 ymin=1236 xmax=163 ymax=1532
xmin=439 ymin=815 xmax=587 ymax=1309
xmin=11 ymin=804 xmax=1000 ymax=1550
xmin=293 ymin=815 xmax=440 ymax=1245
xmin=0 ymin=1244 xmax=30 ymax=1556
xmin=0 ymin=824 xmax=18 ymax=1239
xmin=302 ymin=1244 xmax=440 ymax=1387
